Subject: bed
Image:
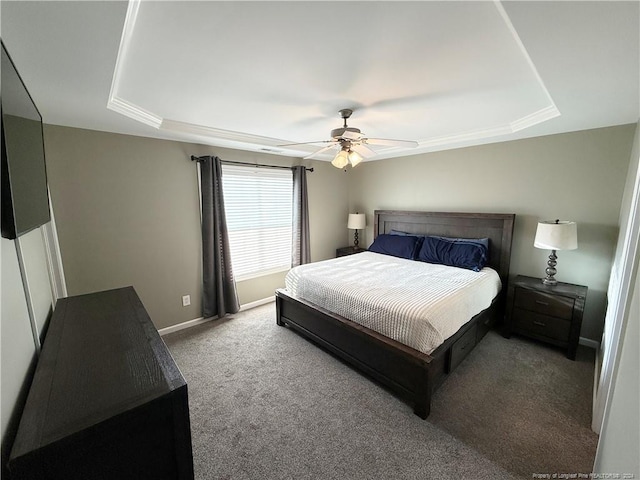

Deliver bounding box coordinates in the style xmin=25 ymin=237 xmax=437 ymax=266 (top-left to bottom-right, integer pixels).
xmin=275 ymin=210 xmax=515 ymax=418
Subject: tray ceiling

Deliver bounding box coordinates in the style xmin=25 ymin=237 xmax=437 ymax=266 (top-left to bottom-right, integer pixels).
xmin=2 ymin=1 xmax=638 ymax=161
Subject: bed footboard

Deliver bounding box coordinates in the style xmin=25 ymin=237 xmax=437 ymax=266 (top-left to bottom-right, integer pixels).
xmin=276 ymin=288 xmax=438 ymax=418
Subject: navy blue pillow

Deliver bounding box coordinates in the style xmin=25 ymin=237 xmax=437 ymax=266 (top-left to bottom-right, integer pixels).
xmin=368 ymin=234 xmax=423 ymax=260
xmin=392 ymin=231 xmax=488 ymax=246
xmin=416 ymin=236 xmax=488 ymax=272
xmin=392 ymin=233 xmax=490 ymax=262
xmin=431 ymin=235 xmax=489 ymax=251
xmin=431 ymin=235 xmax=489 ymax=252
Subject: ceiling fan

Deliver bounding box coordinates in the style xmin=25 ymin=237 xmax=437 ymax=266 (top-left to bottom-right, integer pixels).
xmin=279 ymin=109 xmax=419 ymax=168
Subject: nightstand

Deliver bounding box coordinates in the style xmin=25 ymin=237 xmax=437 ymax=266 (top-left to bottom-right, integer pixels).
xmin=336 ymin=246 xmax=365 ymax=257
xmin=504 ymin=275 xmax=587 ymax=360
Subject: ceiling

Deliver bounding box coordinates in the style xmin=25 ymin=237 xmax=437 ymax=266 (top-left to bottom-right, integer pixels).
xmin=2 ymin=1 xmax=638 ymax=163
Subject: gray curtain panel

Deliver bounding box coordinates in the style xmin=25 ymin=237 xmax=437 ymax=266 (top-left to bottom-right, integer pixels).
xmin=292 ymin=166 xmax=311 ymax=266
xmin=199 ymin=156 xmax=240 ymax=318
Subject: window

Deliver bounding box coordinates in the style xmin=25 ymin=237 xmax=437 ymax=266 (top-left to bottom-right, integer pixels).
xmin=221 ymin=164 xmax=293 ymax=280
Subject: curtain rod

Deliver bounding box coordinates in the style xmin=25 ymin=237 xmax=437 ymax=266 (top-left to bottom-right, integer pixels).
xmin=190 ymin=155 xmax=313 ymax=172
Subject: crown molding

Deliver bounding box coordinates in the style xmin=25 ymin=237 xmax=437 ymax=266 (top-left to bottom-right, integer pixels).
xmin=107 ymin=0 xmax=145 ymax=123
xmin=510 ymin=105 xmax=561 ymax=132
xmin=107 ymin=96 xmax=162 ymax=128
xmin=160 ymin=119 xmax=288 ymax=148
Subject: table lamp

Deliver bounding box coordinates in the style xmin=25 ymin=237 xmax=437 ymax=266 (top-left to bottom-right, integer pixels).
xmin=347 ymin=213 xmax=366 ymax=249
xmin=534 ymin=219 xmax=578 ymax=285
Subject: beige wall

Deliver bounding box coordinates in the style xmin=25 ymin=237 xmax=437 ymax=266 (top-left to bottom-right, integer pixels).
xmin=348 ymin=124 xmax=636 ymax=341
xmin=43 ymin=125 xmax=349 ymax=329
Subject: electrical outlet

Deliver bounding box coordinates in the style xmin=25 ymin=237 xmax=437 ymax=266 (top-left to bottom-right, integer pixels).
xmin=182 ymin=295 xmax=191 ymax=307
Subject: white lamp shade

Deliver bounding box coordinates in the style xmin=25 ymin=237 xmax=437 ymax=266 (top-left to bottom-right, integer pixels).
xmin=348 ymin=150 xmax=363 ymax=167
xmin=347 ymin=213 xmax=366 ymax=230
xmin=534 ymin=220 xmax=578 ymax=250
xmin=331 ymin=150 xmax=349 ymax=169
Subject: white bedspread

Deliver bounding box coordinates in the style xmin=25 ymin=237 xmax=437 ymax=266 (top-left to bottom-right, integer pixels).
xmin=285 ymin=251 xmax=501 ymax=355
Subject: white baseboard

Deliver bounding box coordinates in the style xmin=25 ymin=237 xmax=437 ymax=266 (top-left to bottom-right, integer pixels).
xmin=158 ymin=296 xmax=275 ymax=336
xmin=579 ymin=336 xmax=600 ymax=350
xmin=239 ymin=295 xmax=275 ymax=312
xmin=158 ymin=316 xmax=209 ymax=336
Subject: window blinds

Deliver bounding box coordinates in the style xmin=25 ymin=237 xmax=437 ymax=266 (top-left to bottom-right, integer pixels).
xmin=221 ymin=164 xmax=293 ymax=280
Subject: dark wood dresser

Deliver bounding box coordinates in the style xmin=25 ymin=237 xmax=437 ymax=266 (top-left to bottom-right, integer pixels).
xmin=504 ymin=275 xmax=587 ymax=360
xmin=8 ymin=287 xmax=194 ymax=480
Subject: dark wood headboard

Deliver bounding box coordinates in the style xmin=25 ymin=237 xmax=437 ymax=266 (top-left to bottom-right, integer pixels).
xmin=374 ymin=210 xmax=515 ymax=284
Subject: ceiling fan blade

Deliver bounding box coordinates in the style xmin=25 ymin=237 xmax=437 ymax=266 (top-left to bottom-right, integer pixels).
xmin=341 ymin=130 xmax=363 ymax=141
xmin=363 ymin=138 xmax=419 ymax=148
xmin=277 ymin=140 xmax=334 ymax=147
xmin=351 ymin=143 xmax=377 ymax=158
xmin=303 ymin=143 xmax=338 ymax=160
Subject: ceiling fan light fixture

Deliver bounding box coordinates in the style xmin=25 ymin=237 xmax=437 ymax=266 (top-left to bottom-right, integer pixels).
xmin=348 ymin=149 xmax=363 ymax=167
xmin=331 ymin=149 xmax=349 ymax=169
xmin=281 ymin=108 xmax=418 ymax=163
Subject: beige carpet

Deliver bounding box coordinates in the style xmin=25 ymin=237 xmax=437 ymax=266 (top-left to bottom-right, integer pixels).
xmin=164 ymin=303 xmax=597 ymax=479
xmin=428 ymin=326 xmax=598 ymax=478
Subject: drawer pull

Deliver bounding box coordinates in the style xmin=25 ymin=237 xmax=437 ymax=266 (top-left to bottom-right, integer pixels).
xmin=535 ymin=300 xmax=549 ymax=306
xmin=533 ymin=320 xmax=546 ymax=327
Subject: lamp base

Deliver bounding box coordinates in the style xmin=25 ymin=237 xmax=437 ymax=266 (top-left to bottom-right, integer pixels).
xmin=541 ymin=250 xmax=558 ymax=286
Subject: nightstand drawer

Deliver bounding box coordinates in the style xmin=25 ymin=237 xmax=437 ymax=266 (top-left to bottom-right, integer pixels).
xmin=512 ymin=308 xmax=571 ymax=342
xmin=514 ymin=288 xmax=574 ymax=320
